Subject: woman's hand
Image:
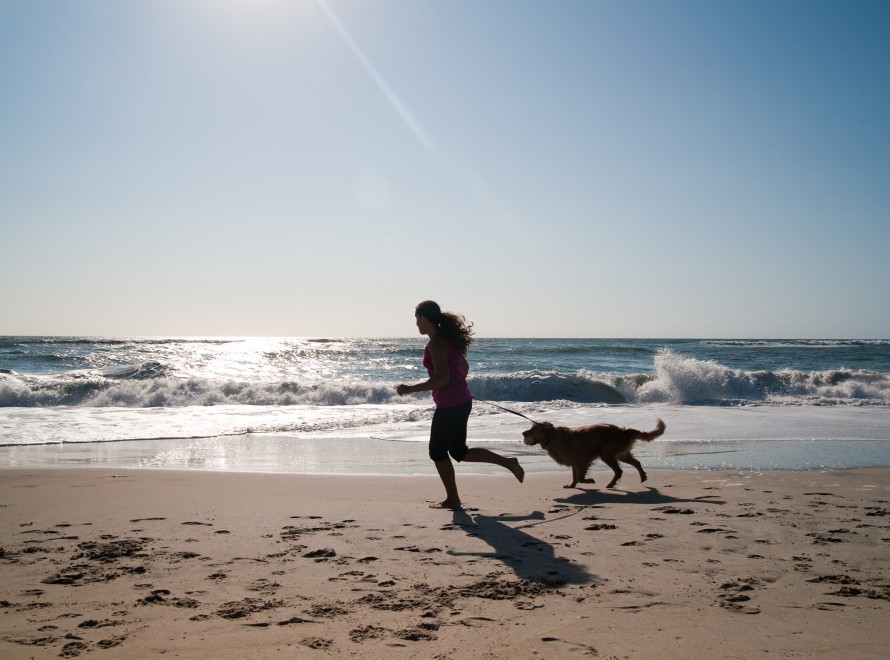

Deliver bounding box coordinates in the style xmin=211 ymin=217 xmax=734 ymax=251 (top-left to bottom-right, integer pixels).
xmin=396 ymin=384 xmax=412 ymax=396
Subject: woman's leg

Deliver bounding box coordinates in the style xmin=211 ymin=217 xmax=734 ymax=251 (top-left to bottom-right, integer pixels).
xmin=429 ymin=404 xmax=467 ymax=508
xmin=462 ymin=448 xmax=525 ymax=483
xmin=433 ymin=458 xmax=461 ymax=508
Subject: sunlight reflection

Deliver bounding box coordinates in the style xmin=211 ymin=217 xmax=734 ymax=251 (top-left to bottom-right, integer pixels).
xmin=314 ymin=0 xmax=439 ymax=162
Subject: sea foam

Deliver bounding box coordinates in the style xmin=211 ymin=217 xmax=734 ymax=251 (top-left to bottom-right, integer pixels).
xmin=618 ymin=349 xmax=889 ymax=405
xmin=2 ymin=350 xmax=887 ymax=409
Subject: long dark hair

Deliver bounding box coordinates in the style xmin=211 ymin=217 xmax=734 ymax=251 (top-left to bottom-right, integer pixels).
xmin=415 ymin=300 xmax=475 ymax=355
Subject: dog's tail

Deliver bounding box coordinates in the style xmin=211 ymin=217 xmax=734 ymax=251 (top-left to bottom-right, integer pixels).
xmin=635 ymin=418 xmax=666 ymax=442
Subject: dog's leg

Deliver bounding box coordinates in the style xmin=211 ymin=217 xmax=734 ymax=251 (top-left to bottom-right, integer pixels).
xmin=565 ymin=466 xmax=581 ymax=489
xmin=567 ymin=463 xmax=596 ymax=488
xmin=621 ymin=454 xmax=647 ymax=483
xmin=602 ymin=456 xmax=623 ymax=489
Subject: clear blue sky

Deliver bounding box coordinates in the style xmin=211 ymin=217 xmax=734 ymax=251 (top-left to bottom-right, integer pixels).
xmin=1 ymin=0 xmax=888 ymax=337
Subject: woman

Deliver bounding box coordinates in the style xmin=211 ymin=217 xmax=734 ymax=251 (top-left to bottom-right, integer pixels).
xmin=397 ymin=300 xmax=524 ymax=509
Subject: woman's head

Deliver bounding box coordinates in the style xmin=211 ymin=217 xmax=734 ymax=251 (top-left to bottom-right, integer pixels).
xmin=414 ymin=300 xmax=475 ymax=354
xmin=415 ymin=300 xmax=442 ymax=324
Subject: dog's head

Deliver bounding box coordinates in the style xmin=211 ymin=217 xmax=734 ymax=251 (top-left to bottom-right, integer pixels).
xmin=522 ymin=421 xmax=555 ymax=448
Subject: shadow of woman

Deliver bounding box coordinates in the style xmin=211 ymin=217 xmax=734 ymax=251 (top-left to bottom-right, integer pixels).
xmin=446 ymin=509 xmax=596 ymax=586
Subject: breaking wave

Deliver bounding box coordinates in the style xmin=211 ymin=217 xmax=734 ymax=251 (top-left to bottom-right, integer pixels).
xmin=1 ymin=350 xmax=888 ymax=408
xmin=609 ymin=349 xmax=890 ymax=405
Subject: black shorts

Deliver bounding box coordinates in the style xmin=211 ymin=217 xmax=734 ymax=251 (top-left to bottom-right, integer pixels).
xmin=428 ymin=400 xmax=472 ymax=462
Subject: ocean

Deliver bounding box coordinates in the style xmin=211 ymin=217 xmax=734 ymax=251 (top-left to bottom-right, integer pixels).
xmin=2 ymin=337 xmax=889 ymax=473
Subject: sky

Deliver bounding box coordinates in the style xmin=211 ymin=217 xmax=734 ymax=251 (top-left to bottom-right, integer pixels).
xmin=1 ymin=0 xmax=888 ymax=338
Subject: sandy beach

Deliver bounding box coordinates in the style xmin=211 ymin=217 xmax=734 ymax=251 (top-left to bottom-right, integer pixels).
xmin=1 ymin=467 xmax=888 ymax=659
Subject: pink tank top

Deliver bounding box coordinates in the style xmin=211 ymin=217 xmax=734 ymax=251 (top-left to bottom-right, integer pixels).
xmin=423 ymin=343 xmax=472 ymax=408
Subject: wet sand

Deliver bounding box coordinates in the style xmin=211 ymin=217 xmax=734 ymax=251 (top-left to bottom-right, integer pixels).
xmin=1 ymin=468 xmax=888 ymax=658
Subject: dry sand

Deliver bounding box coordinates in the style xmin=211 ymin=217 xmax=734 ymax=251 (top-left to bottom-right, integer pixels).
xmin=1 ymin=467 xmax=888 ymax=659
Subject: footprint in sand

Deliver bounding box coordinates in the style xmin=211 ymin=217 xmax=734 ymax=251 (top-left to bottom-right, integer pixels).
xmin=215 ymin=597 xmax=285 ymax=620
xmin=300 ymin=637 xmax=333 ymax=649
xmin=78 ymin=618 xmax=124 ymax=629
xmin=95 ymin=636 xmax=126 ymax=650
xmin=396 ymin=625 xmax=438 ymax=641
xmin=306 ymin=603 xmax=351 ymax=618
xmin=349 ymin=624 xmax=390 ymax=642
xmin=813 ymin=601 xmax=848 ymax=611
xmin=59 ymin=640 xmax=90 ymax=657
xmin=806 ymin=532 xmax=847 ymax=545
xmin=717 ymin=578 xmax=761 ymax=614
xmin=395 ymin=545 xmax=442 ymax=554
xmin=654 ymin=506 xmax=695 ymax=514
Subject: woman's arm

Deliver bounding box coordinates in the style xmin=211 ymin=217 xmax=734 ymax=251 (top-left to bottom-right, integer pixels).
xmin=396 ymin=339 xmax=450 ymax=396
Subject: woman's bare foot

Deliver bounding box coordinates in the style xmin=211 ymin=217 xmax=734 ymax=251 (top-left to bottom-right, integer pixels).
xmin=429 ymin=499 xmax=462 ymax=510
xmin=508 ymin=457 xmax=525 ymax=483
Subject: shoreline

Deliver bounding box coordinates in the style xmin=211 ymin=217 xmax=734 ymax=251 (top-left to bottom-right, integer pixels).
xmin=4 ymin=404 xmax=890 ymax=474
xmin=2 ymin=434 xmax=889 ymax=474
xmin=1 ymin=468 xmax=888 ymax=658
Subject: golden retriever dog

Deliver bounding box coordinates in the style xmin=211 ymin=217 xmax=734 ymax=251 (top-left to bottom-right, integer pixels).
xmin=522 ymin=418 xmax=666 ymax=489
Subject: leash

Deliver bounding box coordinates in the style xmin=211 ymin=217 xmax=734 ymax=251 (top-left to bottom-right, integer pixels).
xmin=472 ymin=396 xmax=540 ymax=424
